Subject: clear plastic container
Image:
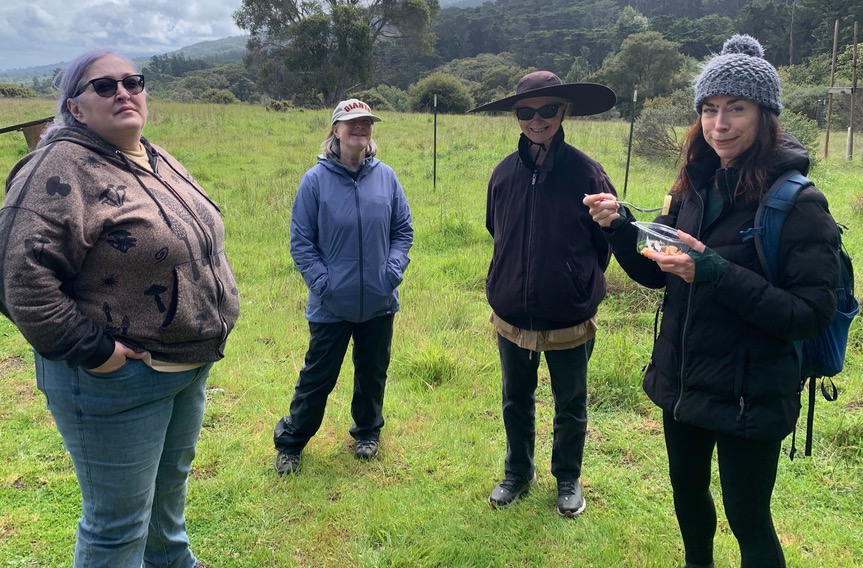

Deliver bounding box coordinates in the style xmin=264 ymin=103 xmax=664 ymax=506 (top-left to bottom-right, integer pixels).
xmin=634 ymin=222 xmax=690 ymax=256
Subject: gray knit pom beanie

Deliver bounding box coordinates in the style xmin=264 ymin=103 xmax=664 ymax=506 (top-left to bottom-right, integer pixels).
xmin=693 ymin=34 xmax=781 ymax=115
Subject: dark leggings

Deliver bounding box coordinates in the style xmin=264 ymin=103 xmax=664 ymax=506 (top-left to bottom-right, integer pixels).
xmin=663 ymin=412 xmax=786 ymax=568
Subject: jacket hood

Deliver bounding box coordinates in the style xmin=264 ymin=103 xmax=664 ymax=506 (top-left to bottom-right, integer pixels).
xmin=685 ymin=131 xmax=811 ymax=191
xmin=41 ymin=125 xmax=154 ymax=168
xmin=317 ymin=154 xmax=380 ymax=179
xmin=767 ymin=131 xmax=810 ymax=180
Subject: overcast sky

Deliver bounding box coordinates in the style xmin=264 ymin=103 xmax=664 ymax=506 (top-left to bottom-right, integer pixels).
xmin=0 ymin=0 xmax=244 ymax=71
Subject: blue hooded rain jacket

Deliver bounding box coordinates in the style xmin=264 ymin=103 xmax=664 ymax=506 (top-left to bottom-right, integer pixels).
xmin=290 ymin=155 xmax=413 ymax=323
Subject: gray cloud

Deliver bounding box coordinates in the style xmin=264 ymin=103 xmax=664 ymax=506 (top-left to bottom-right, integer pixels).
xmin=0 ymin=0 xmax=243 ymax=71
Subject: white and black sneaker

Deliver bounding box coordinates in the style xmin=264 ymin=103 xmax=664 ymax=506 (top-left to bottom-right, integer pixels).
xmin=556 ymin=478 xmax=586 ymax=517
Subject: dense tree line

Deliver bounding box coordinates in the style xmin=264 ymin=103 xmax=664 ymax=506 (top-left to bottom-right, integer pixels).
xmin=4 ymin=0 xmax=862 ymax=128
xmin=229 ymin=0 xmax=863 ymax=116
xmin=428 ymin=0 xmax=862 ymax=80
xmin=147 ymin=53 xmax=210 ymax=77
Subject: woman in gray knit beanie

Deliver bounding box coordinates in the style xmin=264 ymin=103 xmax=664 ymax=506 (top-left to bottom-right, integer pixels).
xmin=693 ymin=34 xmax=782 ymax=115
xmin=584 ymin=34 xmax=840 ymax=568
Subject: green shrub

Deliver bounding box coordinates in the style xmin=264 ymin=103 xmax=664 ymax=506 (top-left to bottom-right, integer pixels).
xmin=632 ymin=104 xmax=684 ymax=161
xmin=781 ymin=84 xmax=824 ymax=121
xmin=374 ymin=84 xmax=409 ymax=112
xmin=200 ymin=88 xmax=239 ymax=104
xmin=267 ymin=100 xmax=294 ymax=112
xmin=168 ymin=89 xmax=196 ymax=103
xmin=780 ymin=110 xmax=820 ymax=165
xmin=408 ymin=72 xmax=475 ymax=114
xmin=0 ymin=83 xmax=38 ymax=98
xmin=348 ymin=89 xmax=395 ymax=112
xmin=644 ymin=88 xmax=697 ymax=127
xmin=471 ymin=65 xmax=529 ymax=108
xmin=439 ymin=52 xmax=521 ymax=83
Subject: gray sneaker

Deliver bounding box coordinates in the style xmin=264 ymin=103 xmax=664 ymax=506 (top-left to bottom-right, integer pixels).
xmin=556 ymin=478 xmax=586 ymax=517
xmin=274 ymin=451 xmax=300 ymax=475
xmin=488 ymin=473 xmax=535 ymax=509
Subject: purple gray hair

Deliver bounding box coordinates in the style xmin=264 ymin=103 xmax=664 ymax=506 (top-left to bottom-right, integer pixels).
xmin=39 ymin=48 xmax=141 ymax=145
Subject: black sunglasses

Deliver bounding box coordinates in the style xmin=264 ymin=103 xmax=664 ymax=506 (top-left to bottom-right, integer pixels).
xmin=514 ymin=104 xmax=563 ymax=121
xmin=74 ymin=74 xmax=145 ymax=98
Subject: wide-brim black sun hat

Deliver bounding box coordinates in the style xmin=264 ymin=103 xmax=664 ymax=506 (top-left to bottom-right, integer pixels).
xmin=469 ymin=70 xmax=616 ymax=116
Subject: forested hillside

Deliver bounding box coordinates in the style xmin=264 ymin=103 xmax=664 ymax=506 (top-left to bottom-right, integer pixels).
xmin=2 ymin=0 xmax=862 ymax=129
xmin=427 ymin=0 xmax=856 ymax=81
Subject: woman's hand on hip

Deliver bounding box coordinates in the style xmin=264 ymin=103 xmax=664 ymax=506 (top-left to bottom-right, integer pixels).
xmin=88 ymin=341 xmax=149 ymax=373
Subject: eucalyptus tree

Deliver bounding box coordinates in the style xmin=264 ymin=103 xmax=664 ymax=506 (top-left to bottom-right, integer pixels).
xmin=235 ymin=0 xmax=438 ymax=105
xmin=592 ymin=31 xmax=688 ymax=117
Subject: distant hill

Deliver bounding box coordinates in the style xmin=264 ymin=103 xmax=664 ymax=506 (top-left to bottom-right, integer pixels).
xmin=156 ymin=35 xmax=249 ymax=67
xmin=0 ymin=63 xmax=65 ymax=83
xmin=439 ymin=0 xmax=486 ymax=7
xmin=0 ymin=36 xmax=249 ymax=83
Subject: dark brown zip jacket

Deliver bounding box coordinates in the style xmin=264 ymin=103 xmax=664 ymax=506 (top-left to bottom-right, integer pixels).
xmin=485 ymin=127 xmax=615 ymax=331
xmin=0 ymin=126 xmax=239 ymax=368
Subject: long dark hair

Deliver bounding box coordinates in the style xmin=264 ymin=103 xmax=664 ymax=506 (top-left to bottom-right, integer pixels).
xmin=670 ymin=108 xmax=781 ymax=203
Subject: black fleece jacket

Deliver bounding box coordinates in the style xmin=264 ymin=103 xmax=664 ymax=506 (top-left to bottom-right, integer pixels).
xmin=485 ymin=126 xmax=615 ymax=331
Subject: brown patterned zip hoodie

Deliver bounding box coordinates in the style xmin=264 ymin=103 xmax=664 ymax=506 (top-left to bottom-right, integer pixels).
xmin=0 ymin=126 xmax=239 ymax=368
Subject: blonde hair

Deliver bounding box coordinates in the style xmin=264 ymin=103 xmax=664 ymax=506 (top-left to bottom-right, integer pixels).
xmin=321 ymin=129 xmax=378 ymax=162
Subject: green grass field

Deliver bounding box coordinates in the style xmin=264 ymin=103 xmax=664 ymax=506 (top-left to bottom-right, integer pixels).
xmin=1 ymin=99 xmax=861 ymax=567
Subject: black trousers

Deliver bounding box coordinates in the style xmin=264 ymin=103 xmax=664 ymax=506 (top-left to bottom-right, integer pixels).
xmin=497 ymin=334 xmax=593 ymax=481
xmin=274 ymin=315 xmax=394 ymax=454
xmin=663 ymin=411 xmax=786 ymax=568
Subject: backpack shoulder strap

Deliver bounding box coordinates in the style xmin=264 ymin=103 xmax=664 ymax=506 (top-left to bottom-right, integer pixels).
xmin=753 ymin=170 xmax=813 ymax=284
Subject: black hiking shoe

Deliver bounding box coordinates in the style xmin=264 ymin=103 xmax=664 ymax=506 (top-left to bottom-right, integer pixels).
xmin=274 ymin=451 xmax=300 ymax=475
xmin=488 ymin=473 xmax=535 ymax=509
xmin=354 ymin=439 xmax=379 ymax=459
xmin=556 ymin=478 xmax=586 ymax=518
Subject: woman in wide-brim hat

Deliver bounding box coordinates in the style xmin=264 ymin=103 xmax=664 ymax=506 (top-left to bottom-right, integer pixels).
xmin=470 ymin=70 xmax=616 ymax=116
xmin=475 ymin=70 xmax=618 ymax=518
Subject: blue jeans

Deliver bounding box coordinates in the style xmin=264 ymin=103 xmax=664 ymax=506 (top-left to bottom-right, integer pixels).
xmin=497 ymin=335 xmax=593 ymax=481
xmin=35 ymin=354 xmax=211 ymax=568
xmin=274 ymin=315 xmax=394 ymax=454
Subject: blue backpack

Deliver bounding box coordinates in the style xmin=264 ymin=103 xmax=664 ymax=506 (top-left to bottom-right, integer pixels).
xmin=747 ymin=170 xmax=859 ymax=458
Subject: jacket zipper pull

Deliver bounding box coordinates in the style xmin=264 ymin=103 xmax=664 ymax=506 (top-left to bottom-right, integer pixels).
xmin=736 ymin=396 xmax=745 ymax=421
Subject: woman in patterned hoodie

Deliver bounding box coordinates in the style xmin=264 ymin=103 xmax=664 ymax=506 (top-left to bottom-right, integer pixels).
xmin=0 ymin=48 xmax=238 ymax=568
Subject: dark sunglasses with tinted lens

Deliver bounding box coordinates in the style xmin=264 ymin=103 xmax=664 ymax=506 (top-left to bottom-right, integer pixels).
xmin=514 ymin=104 xmax=563 ymax=121
xmin=74 ymin=74 xmax=145 ymax=98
